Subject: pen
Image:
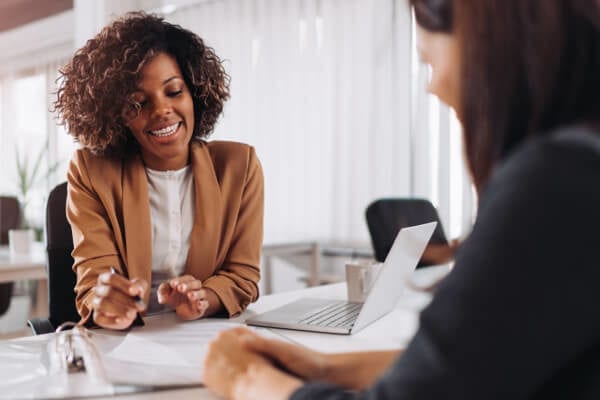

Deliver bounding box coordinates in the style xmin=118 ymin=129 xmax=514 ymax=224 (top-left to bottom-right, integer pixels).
xmin=110 ymin=267 xmax=146 ymax=309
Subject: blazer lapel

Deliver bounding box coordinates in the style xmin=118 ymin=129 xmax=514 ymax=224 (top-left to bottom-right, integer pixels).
xmin=186 ymin=141 xmax=223 ymax=278
xmin=122 ymin=154 xmax=152 ymax=302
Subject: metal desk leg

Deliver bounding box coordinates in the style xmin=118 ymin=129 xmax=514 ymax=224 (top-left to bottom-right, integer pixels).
xmin=308 ymin=242 xmax=321 ymax=287
xmin=33 ymin=278 xmax=48 ymax=318
xmin=262 ymin=255 xmax=273 ymax=295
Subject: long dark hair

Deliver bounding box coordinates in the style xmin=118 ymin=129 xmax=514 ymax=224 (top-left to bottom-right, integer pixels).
xmin=408 ymin=0 xmax=599 ymax=290
xmin=412 ymin=0 xmax=452 ymax=33
xmin=411 ymin=0 xmax=600 ymax=192
xmin=457 ymin=0 xmax=600 ymax=191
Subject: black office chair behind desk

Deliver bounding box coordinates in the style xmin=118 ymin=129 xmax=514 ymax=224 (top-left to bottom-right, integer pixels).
xmin=365 ymin=198 xmax=449 ymax=268
xmin=0 ymin=196 xmax=22 ymax=316
xmin=28 ymin=182 xmax=79 ymax=334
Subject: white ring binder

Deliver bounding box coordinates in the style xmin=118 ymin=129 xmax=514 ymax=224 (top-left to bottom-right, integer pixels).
xmin=50 ymin=321 xmax=108 ymax=382
xmin=55 ymin=321 xmax=86 ymax=373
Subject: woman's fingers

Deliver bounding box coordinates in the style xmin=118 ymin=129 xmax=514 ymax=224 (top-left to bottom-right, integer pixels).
xmin=187 ymin=287 xmax=209 ymax=301
xmin=92 ymin=293 xmax=137 ymax=330
xmin=238 ymin=327 xmax=326 ymax=380
xmin=168 ymin=275 xmax=198 ymax=291
xmin=93 ymin=287 xmax=138 ymax=317
xmin=195 ymin=299 xmax=209 ymax=313
xmin=159 ymin=276 xmax=219 ymax=320
xmin=157 ymin=282 xmax=174 ymax=304
xmin=167 ymin=276 xmax=207 ymax=307
xmin=130 ymin=277 xmax=149 ymax=298
xmin=93 ymin=309 xmax=135 ymax=330
xmin=92 ymin=270 xmax=149 ymax=329
xmin=99 ymin=270 xmax=138 ymax=296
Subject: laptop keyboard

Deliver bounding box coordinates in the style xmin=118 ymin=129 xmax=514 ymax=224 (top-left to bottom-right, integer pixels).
xmin=297 ymin=301 xmax=362 ymax=329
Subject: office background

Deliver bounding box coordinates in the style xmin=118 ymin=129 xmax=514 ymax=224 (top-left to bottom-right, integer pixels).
xmin=0 ymin=0 xmax=475 ymax=243
xmin=0 ymin=0 xmax=475 ymax=333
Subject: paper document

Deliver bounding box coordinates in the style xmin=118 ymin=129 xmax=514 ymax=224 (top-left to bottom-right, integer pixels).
xmin=0 ymin=315 xmax=284 ymax=398
xmin=92 ymin=319 xmax=245 ymax=386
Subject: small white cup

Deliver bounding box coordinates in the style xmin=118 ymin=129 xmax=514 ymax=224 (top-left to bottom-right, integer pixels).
xmin=8 ymin=229 xmax=34 ymax=256
xmin=345 ymin=260 xmax=383 ymax=303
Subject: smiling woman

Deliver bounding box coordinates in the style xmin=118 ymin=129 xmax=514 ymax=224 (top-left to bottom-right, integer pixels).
xmin=53 ymin=12 xmax=264 ymax=331
xmin=123 ymin=52 xmax=196 ymax=171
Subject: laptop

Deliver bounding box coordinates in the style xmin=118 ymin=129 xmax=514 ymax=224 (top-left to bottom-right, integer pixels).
xmin=246 ymin=222 xmax=437 ymax=335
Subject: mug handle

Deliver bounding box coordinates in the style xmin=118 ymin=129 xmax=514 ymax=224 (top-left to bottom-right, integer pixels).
xmin=360 ymin=269 xmax=368 ymax=294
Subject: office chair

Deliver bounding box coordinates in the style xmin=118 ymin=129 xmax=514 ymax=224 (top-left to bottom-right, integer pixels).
xmin=27 ymin=182 xmax=79 ymax=334
xmin=0 ymin=196 xmax=21 ymax=316
xmin=365 ymin=198 xmax=449 ymax=268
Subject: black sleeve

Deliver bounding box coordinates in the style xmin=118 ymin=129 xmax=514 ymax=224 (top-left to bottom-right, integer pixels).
xmin=291 ymin=132 xmax=600 ymax=400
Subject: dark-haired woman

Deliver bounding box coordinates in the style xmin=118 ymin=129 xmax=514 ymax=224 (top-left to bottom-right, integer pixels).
xmin=203 ymin=0 xmax=600 ymax=398
xmin=55 ymin=12 xmax=263 ymax=330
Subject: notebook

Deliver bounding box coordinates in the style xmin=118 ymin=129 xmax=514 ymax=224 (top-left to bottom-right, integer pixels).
xmin=246 ymin=222 xmax=437 ymax=334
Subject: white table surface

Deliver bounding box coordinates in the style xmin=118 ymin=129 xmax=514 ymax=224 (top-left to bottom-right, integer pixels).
xmin=1 ymin=265 xmax=449 ymax=400
xmin=0 ymin=242 xmax=48 ymax=318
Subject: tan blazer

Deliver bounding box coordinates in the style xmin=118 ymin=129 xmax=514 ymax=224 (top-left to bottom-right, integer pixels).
xmin=67 ymin=140 xmax=264 ymax=323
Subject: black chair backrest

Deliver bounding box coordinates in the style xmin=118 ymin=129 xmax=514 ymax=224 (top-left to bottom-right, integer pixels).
xmin=46 ymin=182 xmax=79 ymax=327
xmin=365 ymin=198 xmax=448 ymax=267
xmin=0 ymin=196 xmax=21 ymax=244
xmin=0 ymin=196 xmax=20 ymax=315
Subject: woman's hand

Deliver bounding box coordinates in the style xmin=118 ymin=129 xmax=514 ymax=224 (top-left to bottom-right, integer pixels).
xmin=421 ymin=238 xmax=461 ymax=265
xmin=157 ymin=275 xmax=222 ymax=320
xmin=238 ymin=327 xmax=328 ymax=381
xmin=92 ymin=269 xmax=148 ymax=330
xmin=240 ymin=328 xmax=400 ymax=390
xmin=204 ymin=328 xmax=303 ymax=400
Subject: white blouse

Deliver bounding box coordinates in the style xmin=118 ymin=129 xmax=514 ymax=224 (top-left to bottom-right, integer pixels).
xmin=146 ymin=165 xmax=195 ymax=278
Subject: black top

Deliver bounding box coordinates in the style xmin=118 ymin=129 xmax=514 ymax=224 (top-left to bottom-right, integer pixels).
xmin=291 ymin=125 xmax=600 ymax=400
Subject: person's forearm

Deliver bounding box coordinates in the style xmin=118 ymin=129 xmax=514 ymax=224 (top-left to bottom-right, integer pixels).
xmin=322 ymin=350 xmax=400 ymax=390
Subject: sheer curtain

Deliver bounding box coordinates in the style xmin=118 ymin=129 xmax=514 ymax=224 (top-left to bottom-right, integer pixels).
xmin=166 ymin=0 xmax=417 ymax=244
xmin=0 ymin=0 xmax=476 ymax=246
xmin=411 ymin=62 xmax=476 ymax=240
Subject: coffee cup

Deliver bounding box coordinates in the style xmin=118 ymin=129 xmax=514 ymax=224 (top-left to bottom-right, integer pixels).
xmin=8 ymin=229 xmax=34 ymax=255
xmin=345 ymin=260 xmax=383 ymax=302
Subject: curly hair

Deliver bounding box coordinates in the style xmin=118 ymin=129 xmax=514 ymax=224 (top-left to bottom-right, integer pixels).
xmin=55 ymin=11 xmax=230 ymax=158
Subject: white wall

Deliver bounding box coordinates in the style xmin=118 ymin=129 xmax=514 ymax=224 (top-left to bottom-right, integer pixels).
xmin=0 ymin=0 xmax=475 ymax=245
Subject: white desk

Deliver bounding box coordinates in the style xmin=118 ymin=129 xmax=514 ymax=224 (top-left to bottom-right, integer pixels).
xmin=0 ymin=265 xmax=449 ymax=400
xmin=0 ymin=242 xmax=47 ymax=317
xmin=0 ymin=242 xmax=46 ymax=283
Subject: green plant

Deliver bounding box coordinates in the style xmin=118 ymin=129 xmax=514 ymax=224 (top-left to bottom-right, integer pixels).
xmin=14 ymin=141 xmax=60 ymax=229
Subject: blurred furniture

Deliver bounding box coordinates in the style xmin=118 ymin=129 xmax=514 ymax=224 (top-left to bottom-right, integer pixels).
xmin=28 ymin=182 xmax=78 ymax=334
xmin=0 ymin=196 xmax=21 ymax=316
xmin=261 ymin=241 xmax=373 ymax=294
xmin=0 ymin=196 xmax=21 ymax=244
xmin=365 ymin=198 xmax=449 ymax=267
xmin=0 ymin=243 xmax=47 ymax=317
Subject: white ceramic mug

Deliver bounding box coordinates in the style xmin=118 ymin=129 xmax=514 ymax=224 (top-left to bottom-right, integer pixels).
xmin=8 ymin=228 xmax=34 ymax=255
xmin=345 ymin=260 xmax=383 ymax=302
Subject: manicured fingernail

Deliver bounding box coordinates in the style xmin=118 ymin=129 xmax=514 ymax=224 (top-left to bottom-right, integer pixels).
xmin=96 ymin=285 xmax=108 ymax=296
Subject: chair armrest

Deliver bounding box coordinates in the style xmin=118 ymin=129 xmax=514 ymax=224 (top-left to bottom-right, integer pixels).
xmin=27 ymin=317 xmax=55 ymax=335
